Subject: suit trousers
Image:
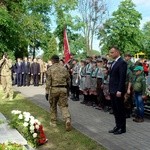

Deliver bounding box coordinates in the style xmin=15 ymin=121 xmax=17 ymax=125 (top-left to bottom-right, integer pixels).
xmin=17 ymin=73 xmax=22 ymax=86
xmin=33 ymin=74 xmax=39 ymax=86
xmin=22 ymin=73 xmax=30 ymax=86
xmin=110 ymin=93 xmax=126 ymax=130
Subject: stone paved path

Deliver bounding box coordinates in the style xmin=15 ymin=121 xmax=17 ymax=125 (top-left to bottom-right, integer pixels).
xmin=13 ymin=85 xmax=150 ymax=150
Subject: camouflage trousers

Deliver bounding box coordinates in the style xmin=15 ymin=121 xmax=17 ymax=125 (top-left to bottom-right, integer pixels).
xmin=49 ymin=87 xmax=71 ymax=124
xmin=1 ymin=75 xmax=13 ymax=98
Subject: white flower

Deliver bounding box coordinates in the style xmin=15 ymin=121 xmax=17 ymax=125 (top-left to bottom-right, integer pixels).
xmin=30 ymin=119 xmax=35 ymax=125
xmin=30 ymin=130 xmax=34 ymax=133
xmin=24 ymin=116 xmax=30 ymax=122
xmin=18 ymin=114 xmax=23 ymax=119
xmin=34 ymin=119 xmax=41 ymax=125
xmin=30 ymin=116 xmax=34 ymax=120
xmin=35 ymin=124 xmax=39 ymax=130
xmin=30 ymin=125 xmax=35 ymax=131
xmin=23 ymin=112 xmax=30 ymax=116
xmin=36 ymin=120 xmax=41 ymax=125
xmin=15 ymin=110 xmax=22 ymax=115
xmin=33 ymin=133 xmax=37 ymax=138
xmin=23 ymin=122 xmax=29 ymax=127
xmin=11 ymin=110 xmax=16 ymax=114
xmin=11 ymin=110 xmax=22 ymax=115
xmin=34 ymin=119 xmax=39 ymax=124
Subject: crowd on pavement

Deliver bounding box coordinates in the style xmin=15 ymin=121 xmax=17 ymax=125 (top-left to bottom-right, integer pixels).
xmin=0 ymin=48 xmax=150 ymax=132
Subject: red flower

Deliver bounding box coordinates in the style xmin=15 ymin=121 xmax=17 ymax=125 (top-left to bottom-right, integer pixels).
xmin=36 ymin=125 xmax=48 ymax=145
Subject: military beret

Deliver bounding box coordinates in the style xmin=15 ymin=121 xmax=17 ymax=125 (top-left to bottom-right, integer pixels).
xmin=51 ymin=55 xmax=59 ymax=61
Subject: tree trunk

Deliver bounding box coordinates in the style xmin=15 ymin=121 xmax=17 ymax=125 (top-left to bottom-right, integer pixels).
xmin=33 ymin=47 xmax=36 ymax=59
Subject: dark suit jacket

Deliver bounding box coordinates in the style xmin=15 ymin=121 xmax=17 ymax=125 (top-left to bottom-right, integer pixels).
xmin=22 ymin=62 xmax=30 ymax=74
xmin=109 ymin=57 xmax=127 ymax=94
xmin=31 ymin=62 xmax=40 ymax=75
xmin=15 ymin=62 xmax=23 ymax=74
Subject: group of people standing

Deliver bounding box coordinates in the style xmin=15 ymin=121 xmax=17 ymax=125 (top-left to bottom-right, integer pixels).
xmin=0 ymin=48 xmax=149 ymax=133
xmin=12 ymin=57 xmax=50 ymax=87
xmin=66 ymin=47 xmax=149 ymax=134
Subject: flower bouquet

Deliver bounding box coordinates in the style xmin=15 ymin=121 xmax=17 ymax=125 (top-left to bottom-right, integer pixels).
xmin=10 ymin=110 xmax=48 ymax=147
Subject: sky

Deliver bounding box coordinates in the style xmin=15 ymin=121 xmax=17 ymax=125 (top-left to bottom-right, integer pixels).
xmin=93 ymin=0 xmax=150 ymax=51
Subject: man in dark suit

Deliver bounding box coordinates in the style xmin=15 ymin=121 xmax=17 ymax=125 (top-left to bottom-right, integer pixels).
xmin=22 ymin=57 xmax=31 ymax=86
xmin=15 ymin=58 xmax=23 ymax=86
xmin=108 ymin=46 xmax=127 ymax=135
xmin=31 ymin=58 xmax=40 ymax=86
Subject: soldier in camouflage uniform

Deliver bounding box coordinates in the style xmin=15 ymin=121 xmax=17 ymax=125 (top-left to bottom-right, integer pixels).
xmin=45 ymin=55 xmax=71 ymax=131
xmin=0 ymin=53 xmax=13 ymax=100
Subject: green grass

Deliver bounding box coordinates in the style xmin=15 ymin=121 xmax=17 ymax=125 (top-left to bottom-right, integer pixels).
xmin=0 ymin=89 xmax=106 ymax=150
xmin=0 ymin=143 xmax=24 ymax=150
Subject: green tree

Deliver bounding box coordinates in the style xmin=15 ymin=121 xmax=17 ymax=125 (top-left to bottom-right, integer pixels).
xmin=42 ymin=34 xmax=57 ymax=62
xmin=0 ymin=0 xmax=53 ymax=59
xmin=78 ymin=0 xmax=108 ymax=55
xmin=142 ymin=21 xmax=150 ymax=58
xmin=25 ymin=0 xmax=52 ymax=58
xmin=98 ymin=0 xmax=142 ymax=55
xmin=0 ymin=2 xmax=27 ymax=56
xmin=53 ymin=0 xmax=85 ymax=55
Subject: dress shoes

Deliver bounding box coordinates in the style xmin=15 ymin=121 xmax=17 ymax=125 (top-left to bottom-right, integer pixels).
xmin=80 ymin=101 xmax=87 ymax=104
xmin=113 ymin=128 xmax=126 ymax=135
xmin=72 ymin=98 xmax=79 ymax=101
xmin=108 ymin=127 xmax=119 ymax=133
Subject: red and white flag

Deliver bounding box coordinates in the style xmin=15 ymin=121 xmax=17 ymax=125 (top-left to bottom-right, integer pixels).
xmin=63 ymin=28 xmax=71 ymax=64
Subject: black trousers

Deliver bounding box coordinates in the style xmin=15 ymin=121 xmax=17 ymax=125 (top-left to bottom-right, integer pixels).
xmin=110 ymin=93 xmax=126 ymax=130
xmin=22 ymin=73 xmax=30 ymax=86
xmin=72 ymin=86 xmax=79 ymax=99
xmin=33 ymin=74 xmax=39 ymax=86
xmin=17 ymin=73 xmax=22 ymax=86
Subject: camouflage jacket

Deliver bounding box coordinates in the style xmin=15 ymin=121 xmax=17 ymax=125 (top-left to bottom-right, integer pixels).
xmin=0 ymin=58 xmax=12 ymax=76
xmin=45 ymin=63 xmax=70 ymax=94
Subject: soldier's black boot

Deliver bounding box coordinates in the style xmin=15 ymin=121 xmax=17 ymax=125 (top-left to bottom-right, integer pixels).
xmin=80 ymin=95 xmax=87 ymax=104
xmin=71 ymin=94 xmax=76 ymax=101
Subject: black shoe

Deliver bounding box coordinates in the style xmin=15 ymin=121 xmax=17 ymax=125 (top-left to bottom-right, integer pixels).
xmin=86 ymin=101 xmax=92 ymax=106
xmin=109 ymin=109 xmax=114 ymax=114
xmin=75 ymin=98 xmax=79 ymax=101
xmin=126 ymin=114 xmax=131 ymax=118
xmin=70 ymin=95 xmax=75 ymax=100
xmin=113 ymin=128 xmax=126 ymax=135
xmin=108 ymin=127 xmax=119 ymax=133
xmin=80 ymin=101 xmax=87 ymax=104
xmin=72 ymin=98 xmax=79 ymax=101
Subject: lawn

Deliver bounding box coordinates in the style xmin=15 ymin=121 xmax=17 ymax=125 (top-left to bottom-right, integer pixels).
xmin=0 ymin=87 xmax=106 ymax=150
